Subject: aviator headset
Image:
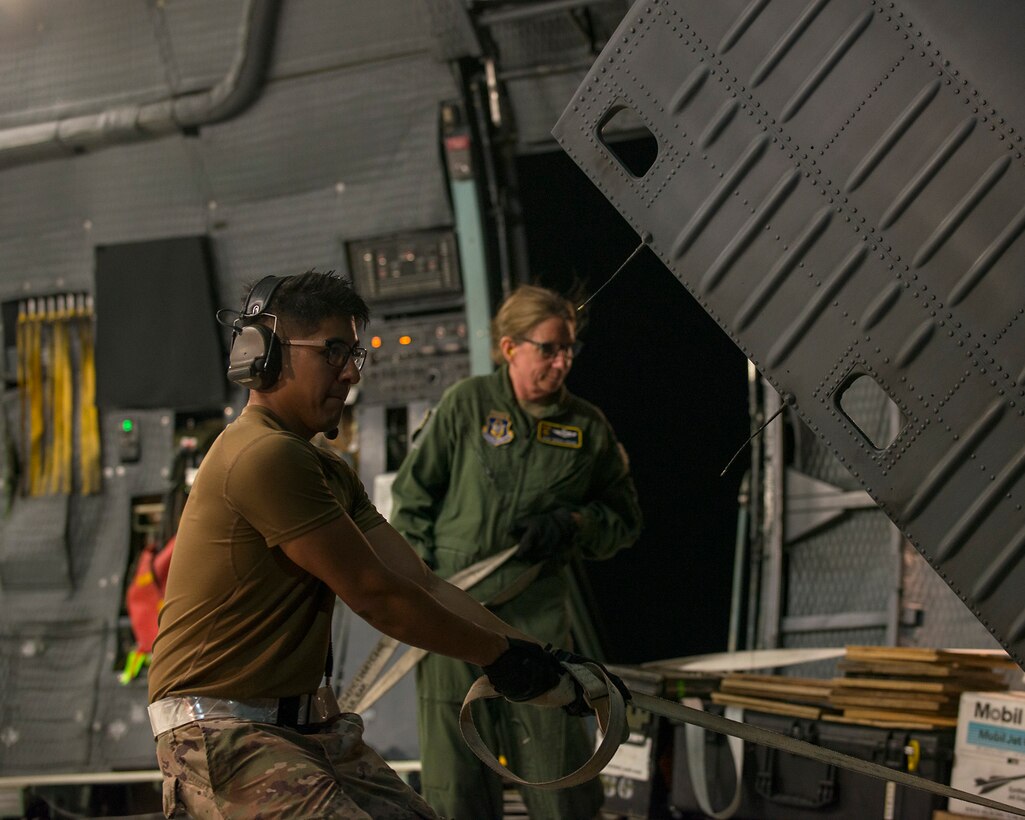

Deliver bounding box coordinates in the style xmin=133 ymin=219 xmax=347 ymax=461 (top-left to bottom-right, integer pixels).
xmin=217 ymin=275 xmax=289 ymax=391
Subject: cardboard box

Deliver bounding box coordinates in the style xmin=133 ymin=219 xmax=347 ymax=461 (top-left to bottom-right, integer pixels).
xmin=955 ymin=692 xmax=1025 ymax=759
xmin=948 ymin=691 xmax=1025 ymax=819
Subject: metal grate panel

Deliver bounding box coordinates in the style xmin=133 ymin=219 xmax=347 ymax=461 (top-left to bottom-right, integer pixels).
xmin=787 ymin=513 xmax=896 ymax=616
xmin=555 ymin=0 xmax=1025 ymax=667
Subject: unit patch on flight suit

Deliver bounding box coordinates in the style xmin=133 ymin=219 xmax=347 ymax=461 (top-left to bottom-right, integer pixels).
xmin=482 ymin=410 xmax=515 ymax=446
xmin=537 ymin=420 xmax=583 ymax=449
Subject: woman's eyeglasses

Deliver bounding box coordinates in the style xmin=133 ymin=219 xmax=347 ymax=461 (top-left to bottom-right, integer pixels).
xmin=515 ymin=337 xmax=582 ymax=359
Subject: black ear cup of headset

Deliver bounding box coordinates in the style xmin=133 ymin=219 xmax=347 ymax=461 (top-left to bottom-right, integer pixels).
xmin=225 ymin=275 xmax=288 ymax=391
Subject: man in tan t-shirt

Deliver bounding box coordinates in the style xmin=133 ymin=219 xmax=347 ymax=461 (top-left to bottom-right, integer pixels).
xmin=147 ymin=271 xmax=617 ymax=819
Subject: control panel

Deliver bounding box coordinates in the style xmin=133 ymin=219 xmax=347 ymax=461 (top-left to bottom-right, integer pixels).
xmin=347 ymin=229 xmax=462 ymax=311
xmin=359 ymin=312 xmax=471 ymax=405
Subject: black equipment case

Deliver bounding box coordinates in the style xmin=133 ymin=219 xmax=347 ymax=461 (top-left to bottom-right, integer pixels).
xmin=670 ymin=706 xmax=956 ymax=820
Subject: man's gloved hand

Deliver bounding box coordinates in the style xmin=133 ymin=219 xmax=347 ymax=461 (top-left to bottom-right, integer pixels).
xmin=510 ymin=509 xmax=576 ymax=563
xmin=482 ymin=638 xmax=565 ymax=702
xmin=548 ymin=647 xmax=632 ymax=717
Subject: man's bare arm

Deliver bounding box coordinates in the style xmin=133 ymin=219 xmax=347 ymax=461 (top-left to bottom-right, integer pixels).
xmin=364 ymin=521 xmax=534 ymax=642
xmin=279 ymin=514 xmax=507 ymax=666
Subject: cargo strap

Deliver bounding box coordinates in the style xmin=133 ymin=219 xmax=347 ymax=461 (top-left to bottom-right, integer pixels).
xmin=460 ymin=661 xmax=627 ymax=790
xmin=460 ymin=675 xmax=1025 ymax=817
xmin=15 ymin=296 xmax=101 ymax=497
xmin=337 ymin=545 xmax=541 ymax=713
xmin=683 ymin=698 xmax=744 ymax=819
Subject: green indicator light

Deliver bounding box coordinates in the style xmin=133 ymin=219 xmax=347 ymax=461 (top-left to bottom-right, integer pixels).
xmin=122 ymin=419 xmax=134 ymax=432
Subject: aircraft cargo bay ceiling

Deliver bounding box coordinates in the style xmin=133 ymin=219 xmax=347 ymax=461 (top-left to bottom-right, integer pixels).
xmin=553 ymin=0 xmax=1025 ymax=668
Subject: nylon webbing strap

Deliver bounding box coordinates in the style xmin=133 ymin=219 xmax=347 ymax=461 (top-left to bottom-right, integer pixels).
xmin=337 ymin=545 xmax=541 ymax=713
xmin=631 ymin=692 xmax=1025 ymax=818
xmin=683 ymin=698 xmax=744 ymax=819
xmin=459 ymin=661 xmax=627 ymax=790
xmin=76 ymin=296 xmax=101 ymax=495
xmin=15 ymin=295 xmax=101 ymax=497
xmin=458 ymin=678 xmax=1025 ymax=816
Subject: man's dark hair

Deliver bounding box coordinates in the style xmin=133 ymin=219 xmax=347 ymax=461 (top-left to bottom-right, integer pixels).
xmin=242 ymin=270 xmax=370 ymax=335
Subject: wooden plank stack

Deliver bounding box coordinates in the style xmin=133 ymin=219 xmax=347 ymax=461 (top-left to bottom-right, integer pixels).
xmin=712 ymin=673 xmax=833 ymax=719
xmin=707 ymin=646 xmax=1017 ymax=729
xmin=826 ymin=646 xmax=1016 ymax=729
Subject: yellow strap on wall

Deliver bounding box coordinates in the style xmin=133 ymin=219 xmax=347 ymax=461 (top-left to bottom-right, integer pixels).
xmin=27 ymin=303 xmax=45 ymax=496
xmin=16 ymin=294 xmax=102 ymax=497
xmin=16 ymin=303 xmax=28 ymax=495
xmin=43 ymin=298 xmax=62 ymax=494
xmin=58 ymin=299 xmax=73 ymax=496
xmin=77 ymin=296 xmax=101 ymax=495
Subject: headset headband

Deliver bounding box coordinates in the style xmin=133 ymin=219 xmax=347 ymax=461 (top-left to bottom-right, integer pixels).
xmin=242 ymin=275 xmax=287 ymax=321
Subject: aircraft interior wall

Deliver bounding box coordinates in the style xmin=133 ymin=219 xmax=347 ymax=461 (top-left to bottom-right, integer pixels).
xmin=0 ymin=4 xmax=1022 ymax=817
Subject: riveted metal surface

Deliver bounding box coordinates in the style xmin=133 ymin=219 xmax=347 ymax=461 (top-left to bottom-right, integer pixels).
xmin=554 ymin=0 xmax=1025 ymax=667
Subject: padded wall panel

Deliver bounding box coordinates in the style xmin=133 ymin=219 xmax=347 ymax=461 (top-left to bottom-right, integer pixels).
xmin=73 ymin=137 xmax=208 ymax=246
xmin=158 ymin=0 xmax=244 ymax=92
xmin=554 ymin=0 xmax=1025 ymax=666
xmin=0 ymin=229 xmax=92 ymax=303
xmin=0 ymin=1 xmax=167 ymax=129
xmin=0 ymin=621 xmax=104 ymax=773
xmin=0 ymin=161 xmax=91 ymax=243
xmin=210 ymin=188 xmax=351 ymax=287
xmin=0 ymin=137 xmax=206 ymax=252
xmin=271 ymin=0 xmax=432 ymax=77
xmin=92 ymin=673 xmax=158 ymax=771
xmin=198 ymin=55 xmax=456 ymax=206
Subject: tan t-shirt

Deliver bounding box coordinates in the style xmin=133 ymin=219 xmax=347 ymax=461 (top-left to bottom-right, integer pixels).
xmin=148 ymin=405 xmax=384 ymax=701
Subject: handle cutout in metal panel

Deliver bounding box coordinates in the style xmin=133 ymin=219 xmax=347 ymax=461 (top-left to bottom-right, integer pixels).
xmin=836 ymin=374 xmax=904 ymax=451
xmin=598 ymin=105 xmax=658 ymax=178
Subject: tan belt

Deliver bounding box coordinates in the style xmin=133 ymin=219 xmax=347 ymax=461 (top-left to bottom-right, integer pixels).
xmin=148 ymin=686 xmax=341 ymax=738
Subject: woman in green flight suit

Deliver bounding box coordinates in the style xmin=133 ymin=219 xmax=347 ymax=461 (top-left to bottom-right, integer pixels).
xmin=389 ymin=284 xmax=643 ymax=819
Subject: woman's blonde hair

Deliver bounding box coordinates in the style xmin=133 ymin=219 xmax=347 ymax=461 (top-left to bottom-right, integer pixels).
xmin=490 ymin=285 xmax=576 ymax=364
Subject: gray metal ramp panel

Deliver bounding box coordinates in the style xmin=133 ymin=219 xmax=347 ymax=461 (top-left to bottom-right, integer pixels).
xmin=553 ymin=0 xmax=1025 ymax=667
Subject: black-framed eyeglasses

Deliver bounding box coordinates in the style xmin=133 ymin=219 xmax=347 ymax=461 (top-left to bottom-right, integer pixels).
xmin=515 ymin=337 xmax=582 ymax=359
xmin=281 ymin=338 xmax=367 ymax=371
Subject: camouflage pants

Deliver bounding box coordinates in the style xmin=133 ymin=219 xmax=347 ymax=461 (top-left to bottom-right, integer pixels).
xmin=155 ymin=713 xmax=438 ymax=819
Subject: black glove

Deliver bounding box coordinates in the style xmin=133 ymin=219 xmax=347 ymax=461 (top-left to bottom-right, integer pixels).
xmin=510 ymin=509 xmax=576 ymax=563
xmin=548 ymin=646 xmax=632 ymax=716
xmin=482 ymin=638 xmax=565 ymax=702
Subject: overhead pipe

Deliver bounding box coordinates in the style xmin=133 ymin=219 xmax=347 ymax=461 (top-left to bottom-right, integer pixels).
xmin=0 ymin=0 xmax=281 ymax=170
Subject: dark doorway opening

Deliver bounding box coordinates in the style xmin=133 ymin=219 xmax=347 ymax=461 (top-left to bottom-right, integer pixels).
xmin=515 ymin=138 xmax=750 ymax=664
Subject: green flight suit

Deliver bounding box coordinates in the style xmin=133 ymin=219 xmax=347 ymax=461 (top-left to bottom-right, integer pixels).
xmin=390 ymin=365 xmax=643 ymax=819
